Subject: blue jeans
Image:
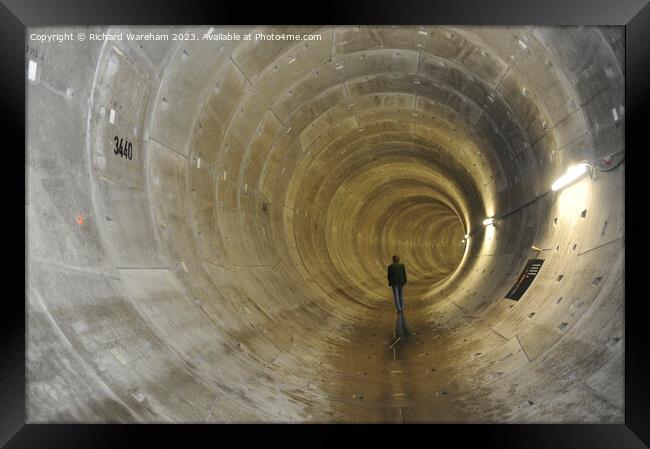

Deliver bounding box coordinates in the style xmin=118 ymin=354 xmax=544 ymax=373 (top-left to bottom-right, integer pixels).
xmin=391 ymin=285 xmax=405 ymax=311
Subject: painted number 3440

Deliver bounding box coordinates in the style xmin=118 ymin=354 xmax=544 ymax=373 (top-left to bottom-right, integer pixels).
xmin=113 ymin=136 xmax=133 ymax=160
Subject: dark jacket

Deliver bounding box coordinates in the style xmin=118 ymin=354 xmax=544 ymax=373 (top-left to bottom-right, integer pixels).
xmin=387 ymin=262 xmax=407 ymax=286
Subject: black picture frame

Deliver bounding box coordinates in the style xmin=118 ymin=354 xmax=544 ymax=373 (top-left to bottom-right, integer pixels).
xmin=3 ymin=0 xmax=649 ymax=447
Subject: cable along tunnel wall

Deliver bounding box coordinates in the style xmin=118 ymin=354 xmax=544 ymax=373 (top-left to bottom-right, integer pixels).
xmin=26 ymin=26 xmax=624 ymax=422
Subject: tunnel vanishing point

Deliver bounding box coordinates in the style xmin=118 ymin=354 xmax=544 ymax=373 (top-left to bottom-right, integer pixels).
xmin=27 ymin=26 xmax=625 ymax=423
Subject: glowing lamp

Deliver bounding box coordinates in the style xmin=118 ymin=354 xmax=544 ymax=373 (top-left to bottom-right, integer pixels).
xmin=551 ymin=163 xmax=590 ymax=192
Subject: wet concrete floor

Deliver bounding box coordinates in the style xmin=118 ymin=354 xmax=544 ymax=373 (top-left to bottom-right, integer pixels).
xmin=321 ymin=291 xmax=474 ymax=423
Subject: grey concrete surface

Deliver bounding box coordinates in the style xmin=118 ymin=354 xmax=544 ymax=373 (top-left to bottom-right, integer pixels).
xmin=26 ymin=25 xmax=624 ymax=422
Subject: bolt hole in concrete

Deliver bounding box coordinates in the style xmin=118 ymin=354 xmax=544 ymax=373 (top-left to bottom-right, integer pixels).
xmin=26 ymin=25 xmax=624 ymax=423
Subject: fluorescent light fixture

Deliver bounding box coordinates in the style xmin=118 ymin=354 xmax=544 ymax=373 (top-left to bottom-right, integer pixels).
xmin=28 ymin=60 xmax=37 ymax=81
xmin=551 ymin=163 xmax=590 ymax=192
xmin=483 ymin=217 xmax=495 ymax=226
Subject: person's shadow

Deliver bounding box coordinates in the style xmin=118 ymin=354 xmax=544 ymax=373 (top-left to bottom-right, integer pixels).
xmin=394 ymin=312 xmax=411 ymax=339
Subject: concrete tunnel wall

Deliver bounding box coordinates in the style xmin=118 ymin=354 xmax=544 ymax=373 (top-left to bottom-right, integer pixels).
xmin=26 ymin=25 xmax=625 ymax=422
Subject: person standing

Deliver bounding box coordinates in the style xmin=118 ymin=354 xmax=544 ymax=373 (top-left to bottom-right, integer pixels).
xmin=387 ymin=255 xmax=407 ymax=312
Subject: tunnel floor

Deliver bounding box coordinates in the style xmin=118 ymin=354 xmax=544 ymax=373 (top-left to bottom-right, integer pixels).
xmin=321 ymin=304 xmax=473 ymax=423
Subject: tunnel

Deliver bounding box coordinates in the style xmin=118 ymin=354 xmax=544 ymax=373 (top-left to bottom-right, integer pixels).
xmin=26 ymin=25 xmax=625 ymax=423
